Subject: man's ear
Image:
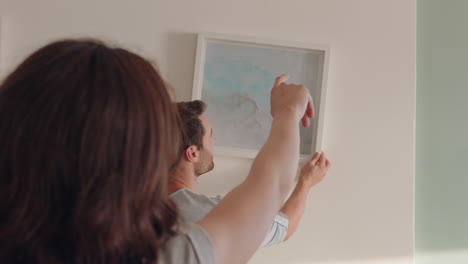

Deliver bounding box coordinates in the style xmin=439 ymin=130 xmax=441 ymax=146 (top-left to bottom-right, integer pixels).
xmin=184 ymin=145 xmax=200 ymax=163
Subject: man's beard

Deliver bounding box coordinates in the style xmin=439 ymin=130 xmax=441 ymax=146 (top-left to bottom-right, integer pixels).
xmin=195 ymin=149 xmax=214 ymax=176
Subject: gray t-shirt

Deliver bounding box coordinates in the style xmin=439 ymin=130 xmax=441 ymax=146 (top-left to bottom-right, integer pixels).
xmin=159 ymin=222 xmax=215 ymax=264
xmin=170 ymin=188 xmax=289 ymax=248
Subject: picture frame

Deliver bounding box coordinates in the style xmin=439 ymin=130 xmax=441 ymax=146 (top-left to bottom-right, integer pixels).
xmin=192 ymin=32 xmax=330 ymax=159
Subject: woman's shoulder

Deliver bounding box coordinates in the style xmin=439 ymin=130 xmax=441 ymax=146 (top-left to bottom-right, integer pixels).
xmin=159 ymin=222 xmax=215 ymax=264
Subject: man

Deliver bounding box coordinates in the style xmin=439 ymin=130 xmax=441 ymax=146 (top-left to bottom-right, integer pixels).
xmin=169 ymin=100 xmax=330 ymax=247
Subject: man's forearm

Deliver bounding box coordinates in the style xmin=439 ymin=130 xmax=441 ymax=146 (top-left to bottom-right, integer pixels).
xmin=280 ymin=180 xmax=310 ymax=241
xmin=248 ymin=115 xmax=300 ymax=198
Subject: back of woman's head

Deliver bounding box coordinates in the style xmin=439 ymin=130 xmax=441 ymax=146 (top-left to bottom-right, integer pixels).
xmin=0 ymin=39 xmax=181 ymax=263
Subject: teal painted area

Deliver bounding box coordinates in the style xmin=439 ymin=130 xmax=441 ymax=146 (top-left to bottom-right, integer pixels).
xmin=417 ymin=0 xmax=468 ymax=262
xmin=203 ymin=55 xmax=273 ymax=107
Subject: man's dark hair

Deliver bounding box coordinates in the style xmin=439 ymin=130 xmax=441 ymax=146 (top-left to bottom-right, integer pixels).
xmin=176 ymin=100 xmax=207 ymax=150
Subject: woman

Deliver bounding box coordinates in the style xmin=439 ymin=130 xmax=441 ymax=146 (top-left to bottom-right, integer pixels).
xmin=0 ymin=39 xmax=316 ymax=263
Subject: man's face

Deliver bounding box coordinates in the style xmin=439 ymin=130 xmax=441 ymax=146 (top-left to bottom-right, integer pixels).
xmin=194 ymin=114 xmax=215 ymax=176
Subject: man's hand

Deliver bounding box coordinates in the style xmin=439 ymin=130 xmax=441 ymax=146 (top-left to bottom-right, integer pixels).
xmin=270 ymin=74 xmax=315 ymax=127
xmin=298 ymin=152 xmax=331 ymax=189
xmin=279 ymin=152 xmax=331 ymax=241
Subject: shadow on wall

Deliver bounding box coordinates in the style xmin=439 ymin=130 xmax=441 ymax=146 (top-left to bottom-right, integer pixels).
xmin=166 ymin=32 xmax=198 ymax=102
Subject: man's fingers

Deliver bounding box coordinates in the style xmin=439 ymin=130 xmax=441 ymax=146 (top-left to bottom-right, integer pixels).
xmin=309 ymin=152 xmax=321 ymax=165
xmin=307 ymin=94 xmax=315 ymax=119
xmin=301 ymin=116 xmax=310 ymax=127
xmin=301 ymin=95 xmax=314 ymax=127
xmin=325 ymin=159 xmax=331 ymax=168
xmin=274 ymin=74 xmax=289 ymax=87
xmin=318 ymin=152 xmax=327 ymax=166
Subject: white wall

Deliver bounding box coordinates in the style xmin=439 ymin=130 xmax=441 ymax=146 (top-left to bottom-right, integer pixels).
xmin=0 ymin=0 xmax=416 ymax=263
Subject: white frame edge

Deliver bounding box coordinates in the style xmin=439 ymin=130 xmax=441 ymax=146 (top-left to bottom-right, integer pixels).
xmin=192 ymin=32 xmax=331 ymax=159
xmin=314 ymin=44 xmax=331 ymax=154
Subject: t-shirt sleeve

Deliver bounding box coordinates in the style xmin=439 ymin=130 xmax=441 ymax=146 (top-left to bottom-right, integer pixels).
xmin=160 ymin=223 xmax=216 ymax=264
xmin=259 ymin=211 xmax=289 ymax=248
xmin=186 ymin=223 xmax=216 ymax=264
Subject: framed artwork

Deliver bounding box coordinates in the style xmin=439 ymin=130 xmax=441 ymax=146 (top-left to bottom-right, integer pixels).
xmin=192 ymin=33 xmax=330 ymax=159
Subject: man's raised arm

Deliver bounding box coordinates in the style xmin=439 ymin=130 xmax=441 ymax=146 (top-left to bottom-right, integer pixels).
xmin=197 ymin=74 xmax=314 ymax=264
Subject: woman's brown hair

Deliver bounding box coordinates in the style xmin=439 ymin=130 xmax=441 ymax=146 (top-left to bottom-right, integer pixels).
xmin=0 ymin=40 xmax=181 ymax=263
